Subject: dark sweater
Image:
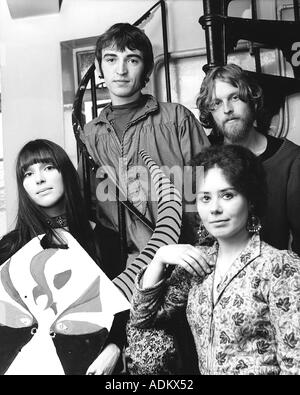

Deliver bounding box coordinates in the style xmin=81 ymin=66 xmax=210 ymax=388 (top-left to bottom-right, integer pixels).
xmin=260 ymin=137 xmax=300 ymax=256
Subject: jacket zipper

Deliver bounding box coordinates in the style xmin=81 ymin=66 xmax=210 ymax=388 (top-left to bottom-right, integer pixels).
xmin=106 ymin=106 xmax=155 ymax=197
xmin=106 ymin=123 xmax=126 ymax=193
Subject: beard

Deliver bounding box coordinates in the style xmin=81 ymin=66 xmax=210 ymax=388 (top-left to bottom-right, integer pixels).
xmin=214 ymin=111 xmax=255 ymax=144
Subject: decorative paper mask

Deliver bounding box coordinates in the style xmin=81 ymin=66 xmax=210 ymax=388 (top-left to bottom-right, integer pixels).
xmin=0 ymin=231 xmax=130 ymax=375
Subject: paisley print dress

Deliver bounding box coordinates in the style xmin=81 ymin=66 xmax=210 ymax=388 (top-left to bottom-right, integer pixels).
xmin=131 ymin=235 xmax=300 ymax=375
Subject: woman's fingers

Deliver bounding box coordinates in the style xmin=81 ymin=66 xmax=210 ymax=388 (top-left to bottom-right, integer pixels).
xmin=154 ymin=244 xmax=214 ymax=277
xmin=175 ymin=245 xmax=212 ymax=277
xmin=182 ymin=258 xmax=205 ymax=276
xmin=186 ymin=247 xmax=212 ymax=274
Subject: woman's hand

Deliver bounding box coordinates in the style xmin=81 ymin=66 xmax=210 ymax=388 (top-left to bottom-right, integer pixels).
xmin=156 ymin=244 xmax=212 ymax=276
xmin=142 ymin=244 xmax=213 ymax=288
xmin=86 ymin=343 xmax=121 ymax=375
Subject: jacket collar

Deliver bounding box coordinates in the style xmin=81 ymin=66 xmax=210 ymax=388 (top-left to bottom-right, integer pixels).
xmin=92 ymin=94 xmax=159 ymax=126
xmin=207 ymin=234 xmax=261 ymax=306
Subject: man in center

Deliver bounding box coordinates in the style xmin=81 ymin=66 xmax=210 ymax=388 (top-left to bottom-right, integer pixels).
xmin=81 ymin=23 xmax=209 ymax=278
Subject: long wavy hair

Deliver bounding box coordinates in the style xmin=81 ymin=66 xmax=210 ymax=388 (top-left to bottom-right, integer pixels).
xmin=0 ymin=139 xmax=97 ymax=263
xmin=196 ymin=64 xmax=264 ymax=142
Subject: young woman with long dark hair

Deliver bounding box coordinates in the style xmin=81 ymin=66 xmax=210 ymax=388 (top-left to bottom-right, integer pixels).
xmin=0 ymin=139 xmax=97 ymax=264
xmin=0 ymin=139 xmax=127 ymax=375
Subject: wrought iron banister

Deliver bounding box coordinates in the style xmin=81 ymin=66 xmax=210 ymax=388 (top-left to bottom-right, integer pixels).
xmin=199 ymin=0 xmax=300 ymax=132
xmin=200 ymin=0 xmax=300 ymax=74
xmin=223 ymin=16 xmax=300 ymax=78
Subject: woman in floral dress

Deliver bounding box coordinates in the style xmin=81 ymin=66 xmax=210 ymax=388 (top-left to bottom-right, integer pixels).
xmin=130 ymin=144 xmax=300 ymax=375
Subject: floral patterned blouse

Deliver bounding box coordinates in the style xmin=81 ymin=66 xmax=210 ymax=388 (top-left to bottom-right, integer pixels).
xmin=130 ymin=234 xmax=300 ymax=375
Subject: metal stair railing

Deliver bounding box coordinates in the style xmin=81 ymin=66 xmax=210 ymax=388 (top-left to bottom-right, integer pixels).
xmin=199 ymin=0 xmax=300 ymax=132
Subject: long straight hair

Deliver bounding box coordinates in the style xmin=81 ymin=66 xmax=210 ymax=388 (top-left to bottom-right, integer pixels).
xmin=0 ymin=139 xmax=97 ymax=263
